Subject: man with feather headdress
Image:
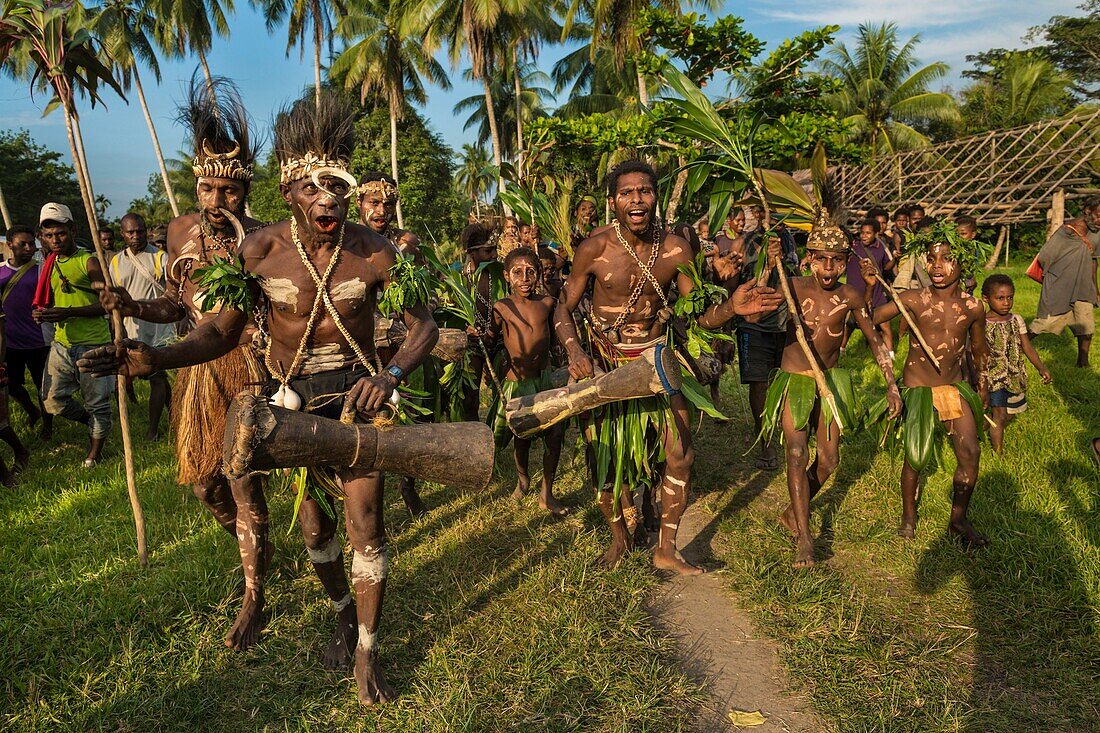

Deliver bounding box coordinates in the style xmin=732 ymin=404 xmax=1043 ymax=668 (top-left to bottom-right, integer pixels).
xmin=96 ymin=75 xmax=271 ymax=651
xmin=83 ymin=90 xmax=438 ymax=704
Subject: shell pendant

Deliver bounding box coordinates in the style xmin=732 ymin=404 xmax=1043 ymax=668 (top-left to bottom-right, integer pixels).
xmin=270 ymin=384 xmax=303 ymax=411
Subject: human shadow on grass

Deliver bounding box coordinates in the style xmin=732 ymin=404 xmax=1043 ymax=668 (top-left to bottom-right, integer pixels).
xmin=914 ymin=469 xmax=1099 ymax=731
xmin=808 ymin=430 xmax=878 ymax=563
xmin=1041 ymin=332 xmax=1100 ymax=452
xmin=1047 ymin=457 xmax=1100 ymax=550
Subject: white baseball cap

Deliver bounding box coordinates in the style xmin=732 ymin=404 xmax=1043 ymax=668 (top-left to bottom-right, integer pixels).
xmin=39 ymin=202 xmax=73 ymax=225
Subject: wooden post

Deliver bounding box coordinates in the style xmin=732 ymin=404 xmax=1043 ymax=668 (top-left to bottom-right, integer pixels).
xmin=0 ymin=182 xmax=11 ymax=230
xmin=984 ymin=225 xmax=1008 ymax=270
xmin=1048 ymin=188 xmax=1066 ymax=237
xmin=1005 ymin=223 xmax=1011 ymax=267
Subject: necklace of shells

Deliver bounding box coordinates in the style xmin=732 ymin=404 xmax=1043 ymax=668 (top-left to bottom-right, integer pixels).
xmin=264 ymin=219 xmax=379 ymax=411
xmin=603 ymin=219 xmax=672 ymax=343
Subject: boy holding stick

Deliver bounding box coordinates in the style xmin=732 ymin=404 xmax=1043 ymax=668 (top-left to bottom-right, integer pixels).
xmin=872 ymin=221 xmax=992 ymax=547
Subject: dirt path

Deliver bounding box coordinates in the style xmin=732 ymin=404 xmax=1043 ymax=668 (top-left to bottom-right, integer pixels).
xmin=646 ymin=500 xmax=823 ymax=732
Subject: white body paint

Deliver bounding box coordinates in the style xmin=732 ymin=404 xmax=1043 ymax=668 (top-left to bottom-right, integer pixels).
xmin=306 ymin=536 xmax=343 ymax=564
xmin=351 ymin=546 xmax=389 ymax=585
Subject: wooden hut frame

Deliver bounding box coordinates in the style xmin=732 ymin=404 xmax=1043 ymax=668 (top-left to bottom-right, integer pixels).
xmin=835 ymin=109 xmax=1100 ymax=227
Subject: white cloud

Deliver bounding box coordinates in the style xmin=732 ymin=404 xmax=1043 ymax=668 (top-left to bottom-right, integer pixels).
xmin=752 ymin=0 xmax=1078 ymax=31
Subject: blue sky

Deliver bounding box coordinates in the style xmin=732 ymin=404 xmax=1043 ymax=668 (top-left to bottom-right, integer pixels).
xmin=0 ymin=0 xmax=1081 ymax=218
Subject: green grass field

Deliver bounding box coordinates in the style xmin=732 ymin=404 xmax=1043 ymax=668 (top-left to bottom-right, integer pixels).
xmin=0 ymin=266 xmax=1096 ymax=732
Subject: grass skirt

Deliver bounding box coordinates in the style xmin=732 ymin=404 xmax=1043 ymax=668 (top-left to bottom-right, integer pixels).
xmin=758 ymin=368 xmax=861 ymax=446
xmin=172 ymin=345 xmax=262 ymax=484
xmin=871 ymin=382 xmax=984 ymax=473
xmin=490 ymin=369 xmax=554 ymax=448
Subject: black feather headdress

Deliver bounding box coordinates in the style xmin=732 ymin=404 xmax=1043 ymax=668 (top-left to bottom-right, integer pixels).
xmin=274 ymin=90 xmax=357 ymax=185
xmin=180 ymin=72 xmax=256 ymax=182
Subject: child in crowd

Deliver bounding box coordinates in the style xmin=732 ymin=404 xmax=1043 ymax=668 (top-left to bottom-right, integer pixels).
xmin=981 ymin=274 xmax=1052 ymax=454
xmin=845 ymin=218 xmax=894 ymax=357
xmin=486 ymin=247 xmax=569 ymax=517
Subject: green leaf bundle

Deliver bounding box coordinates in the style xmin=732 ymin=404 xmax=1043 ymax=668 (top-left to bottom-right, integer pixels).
xmin=192 ymin=256 xmax=256 ymax=313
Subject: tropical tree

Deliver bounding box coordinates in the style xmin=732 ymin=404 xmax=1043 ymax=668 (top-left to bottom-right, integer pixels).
xmin=820 ymin=22 xmax=960 ymax=154
xmin=331 ymin=0 xmax=449 ymax=227
xmin=94 ymin=0 xmax=180 ymax=217
xmin=427 ymin=0 xmax=521 ymax=199
xmin=960 ymin=51 xmax=1074 ymax=133
xmin=150 ymin=0 xmax=234 ymax=86
xmin=551 ymin=35 xmax=649 ymax=117
xmin=255 ymin=0 xmax=344 ymax=109
xmin=453 ymin=62 xmax=552 ymax=164
xmin=454 ymin=142 xmax=491 ymax=216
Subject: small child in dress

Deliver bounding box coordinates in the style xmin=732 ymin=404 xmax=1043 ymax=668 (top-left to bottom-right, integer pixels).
xmin=981 ymin=274 xmax=1052 ymax=454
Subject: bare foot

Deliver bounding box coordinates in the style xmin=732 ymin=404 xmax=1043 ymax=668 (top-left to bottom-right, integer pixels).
xmin=225 ymin=592 xmax=265 ymax=650
xmin=145 ymin=430 xmax=160 ymax=442
xmin=399 ymin=478 xmax=426 ymax=518
xmin=512 ymin=475 xmax=529 ymax=502
xmin=652 ymin=548 xmax=704 ymax=576
xmin=948 ymin=519 xmax=990 ymax=548
xmin=792 ymin=538 xmax=815 ymax=568
xmin=14 ymin=451 xmax=30 ymax=473
xmin=322 ymin=605 xmax=358 ymax=670
xmin=538 ymin=492 xmax=569 ymax=517
xmin=598 ymin=536 xmax=632 ymax=570
xmin=354 ymin=649 xmax=396 ymax=705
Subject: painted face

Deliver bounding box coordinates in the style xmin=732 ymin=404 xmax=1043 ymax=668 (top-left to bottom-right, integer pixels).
xmin=957 ymin=224 xmax=977 ymax=241
xmin=1083 ymin=206 xmax=1100 ymax=233
xmin=859 ymin=225 xmax=877 ymax=246
xmin=38 ymin=223 xmax=74 ymax=256
xmin=983 ymin=284 xmax=1014 ymax=317
xmin=809 ymin=250 xmax=846 ymax=289
xmin=283 ymin=174 xmax=350 ymax=242
xmin=506 ymin=256 xmax=539 ymax=297
xmin=725 ymin=209 xmax=745 ymax=236
xmin=196 ymin=177 xmax=248 ymax=228
xmin=358 ymin=192 xmax=395 ymax=234
xmin=576 ymin=201 xmax=596 ymax=228
xmin=925 ymin=243 xmax=960 ymax=288
xmin=612 ymin=172 xmax=657 ymax=236
xmin=750 ymin=206 xmax=765 ymax=229
xmin=8 ymin=232 xmax=37 ymax=265
xmin=120 ymin=218 xmax=148 ymax=252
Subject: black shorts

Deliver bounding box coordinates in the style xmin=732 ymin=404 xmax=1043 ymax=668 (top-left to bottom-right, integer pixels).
xmin=267 ymin=366 xmax=372 ymax=420
xmin=736 ymin=329 xmax=785 ymax=384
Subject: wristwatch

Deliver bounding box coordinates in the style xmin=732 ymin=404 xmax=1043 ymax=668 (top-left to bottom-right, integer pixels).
xmin=385 ymin=364 xmax=405 ymax=382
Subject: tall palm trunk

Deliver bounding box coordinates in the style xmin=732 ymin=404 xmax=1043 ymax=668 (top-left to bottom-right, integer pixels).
xmin=197 ymin=47 xmax=214 ymax=90
xmin=0 ymin=183 xmax=11 ymax=230
xmin=60 ymin=101 xmax=147 ymax=569
xmin=389 ymin=107 xmax=404 ymax=228
xmin=637 ymin=68 xmax=648 ymax=108
xmin=482 ymin=77 xmax=507 ymax=212
xmin=133 ymin=66 xmax=180 ymax=218
xmin=513 ymin=48 xmax=523 ymax=176
xmin=312 ymin=0 xmax=323 ymax=109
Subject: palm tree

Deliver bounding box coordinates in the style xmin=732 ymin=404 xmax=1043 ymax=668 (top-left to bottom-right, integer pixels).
xmin=454 ymin=142 xmax=491 ymax=216
xmin=453 ymin=62 xmax=552 ymax=164
xmin=331 ymin=0 xmax=449 ymax=228
xmin=962 ymin=54 xmax=1072 ymax=133
xmin=150 ymin=0 xmax=234 ymax=87
xmin=551 ymin=33 xmax=650 ymax=117
xmin=95 ymin=0 xmax=180 ymax=217
xmin=0 ymin=0 xmax=146 ymax=566
xmin=427 ymin=0 xmax=521 ymax=200
xmin=257 ymin=0 xmax=346 ymax=109
xmin=820 ymin=22 xmax=960 ymax=154
xmin=502 ymin=2 xmax=556 ymax=174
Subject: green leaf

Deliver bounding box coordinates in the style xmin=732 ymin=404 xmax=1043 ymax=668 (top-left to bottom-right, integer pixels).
xmin=786 ymin=373 xmax=817 ymax=430
xmin=903 ymin=387 xmax=935 ymax=472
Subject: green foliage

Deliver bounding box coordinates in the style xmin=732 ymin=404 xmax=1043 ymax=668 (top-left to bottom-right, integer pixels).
xmin=378 ymin=254 xmax=437 ymax=316
xmin=191 ymin=256 xmax=255 ymax=313
xmin=0 ymin=129 xmax=86 ymax=234
xmin=673 ymin=254 xmax=732 ymax=359
xmin=959 ymin=51 xmax=1075 ymax=133
xmin=1026 ymin=0 xmax=1100 ymax=99
xmin=900 ymin=220 xmax=993 ymax=278
xmin=243 ymin=153 xmax=290 ymax=224
xmin=635 ymin=8 xmax=764 ymax=84
xmin=349 ymin=104 xmax=464 ymax=243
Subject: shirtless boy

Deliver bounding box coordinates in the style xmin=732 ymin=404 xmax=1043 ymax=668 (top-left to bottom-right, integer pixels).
xmin=873 ymin=221 xmax=991 ymax=546
xmin=487 ymin=247 xmax=569 ymax=516
xmin=766 ymin=215 xmax=902 ymax=567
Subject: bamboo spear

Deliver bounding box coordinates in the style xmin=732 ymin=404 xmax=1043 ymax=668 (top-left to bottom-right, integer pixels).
xmin=63 ymin=106 xmax=148 ymax=568
xmin=774 ymin=255 xmax=844 ymax=433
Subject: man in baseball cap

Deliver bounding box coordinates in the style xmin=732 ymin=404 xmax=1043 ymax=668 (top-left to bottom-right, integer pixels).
xmin=39 ymin=202 xmax=73 ymax=226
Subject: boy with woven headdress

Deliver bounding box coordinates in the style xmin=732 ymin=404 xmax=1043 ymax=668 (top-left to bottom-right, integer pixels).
xmin=96 ymin=76 xmax=271 ymax=651
xmin=872 ymin=220 xmax=992 ymax=547
xmin=761 ymin=210 xmax=902 ymax=567
xmin=555 ymin=160 xmax=782 ymax=574
xmin=485 ymin=246 xmax=569 ymax=517
xmin=83 ymin=90 xmax=439 ymax=704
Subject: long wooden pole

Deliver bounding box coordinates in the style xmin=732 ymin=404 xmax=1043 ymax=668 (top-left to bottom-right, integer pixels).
xmin=774 ymin=256 xmax=843 ymax=433
xmin=63 ymin=105 xmax=148 ymax=568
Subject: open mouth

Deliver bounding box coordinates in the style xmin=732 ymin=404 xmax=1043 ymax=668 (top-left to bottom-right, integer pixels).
xmin=316 ymin=215 xmax=339 ymax=233
xmin=627 ymin=209 xmax=648 ymax=226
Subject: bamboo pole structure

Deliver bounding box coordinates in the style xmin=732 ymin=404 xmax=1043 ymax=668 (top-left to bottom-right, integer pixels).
xmin=774 ymin=256 xmax=844 ymax=433
xmin=63 ymin=106 xmax=147 ymax=568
